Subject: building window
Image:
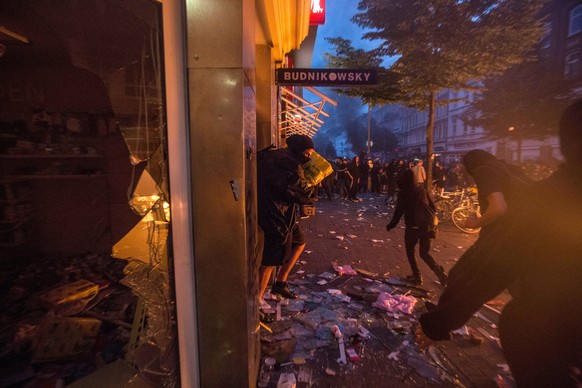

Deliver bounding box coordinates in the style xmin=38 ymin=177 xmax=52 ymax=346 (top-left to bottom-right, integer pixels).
xmin=570 ymin=5 xmax=582 ymax=36
xmin=565 ymin=51 xmax=581 ymax=78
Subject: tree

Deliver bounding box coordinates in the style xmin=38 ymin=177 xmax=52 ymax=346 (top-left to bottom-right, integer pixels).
xmin=464 ymin=59 xmax=574 ymax=162
xmin=324 ymin=37 xmax=404 ymax=105
xmin=326 ymin=0 xmax=545 ymax=187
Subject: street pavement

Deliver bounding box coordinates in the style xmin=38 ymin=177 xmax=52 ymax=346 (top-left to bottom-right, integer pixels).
xmin=259 ymin=192 xmax=512 ymax=387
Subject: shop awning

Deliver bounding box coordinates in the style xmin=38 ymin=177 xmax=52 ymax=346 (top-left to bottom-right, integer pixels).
xmin=279 ymin=86 xmax=337 ymax=138
xmin=256 ymin=0 xmax=311 ymax=62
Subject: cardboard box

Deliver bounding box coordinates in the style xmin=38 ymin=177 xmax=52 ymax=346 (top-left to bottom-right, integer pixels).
xmin=33 ymin=317 xmax=102 ymax=362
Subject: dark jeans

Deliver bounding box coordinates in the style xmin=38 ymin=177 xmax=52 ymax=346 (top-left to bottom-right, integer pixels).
xmin=336 ymin=178 xmax=347 ymax=198
xmin=322 ymin=180 xmax=333 ymax=199
xmin=404 ymin=227 xmax=441 ymax=276
xmin=349 ymin=177 xmax=360 ymax=199
xmin=358 ymin=177 xmax=368 ymax=192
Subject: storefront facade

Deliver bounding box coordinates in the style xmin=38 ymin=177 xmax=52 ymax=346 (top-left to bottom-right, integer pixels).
xmin=0 ymin=0 xmax=317 ymax=386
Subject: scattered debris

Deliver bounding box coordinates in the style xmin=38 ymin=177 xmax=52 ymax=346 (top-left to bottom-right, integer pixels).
xmin=373 ymin=293 xmax=417 ymax=315
xmin=331 ymin=262 xmax=358 ymax=276
xmin=476 ymin=327 xmax=502 ymax=349
xmin=325 ymin=368 xmax=336 ymax=376
xmin=276 ymin=372 xmax=296 ymax=388
xmin=256 ymin=199 xmax=507 ymax=387
xmin=0 ymin=254 xmax=136 ymax=386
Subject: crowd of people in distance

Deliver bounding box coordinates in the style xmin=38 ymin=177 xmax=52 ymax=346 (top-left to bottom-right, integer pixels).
xmin=316 ymin=151 xmax=558 ymax=203
xmin=318 ymin=155 xmax=415 ymax=203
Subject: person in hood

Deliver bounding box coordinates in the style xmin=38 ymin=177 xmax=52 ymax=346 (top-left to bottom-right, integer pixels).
xmin=418 ymin=98 xmax=582 ymax=387
xmin=386 ymin=170 xmax=448 ymax=286
xmin=257 ymin=135 xmax=315 ymax=321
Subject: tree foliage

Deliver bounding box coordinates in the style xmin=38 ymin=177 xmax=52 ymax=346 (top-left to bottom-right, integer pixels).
xmin=323 ymin=37 xmax=403 ymax=106
xmin=352 ymin=0 xmax=545 ymax=108
xmin=325 ymin=0 xmax=545 ymax=185
xmin=464 ymin=59 xmax=575 ymax=140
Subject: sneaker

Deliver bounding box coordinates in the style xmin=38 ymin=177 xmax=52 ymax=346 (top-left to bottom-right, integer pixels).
xmin=435 ymin=267 xmax=448 ymax=286
xmin=405 ymin=274 xmax=423 ymax=285
xmin=271 ymin=281 xmax=299 ymax=299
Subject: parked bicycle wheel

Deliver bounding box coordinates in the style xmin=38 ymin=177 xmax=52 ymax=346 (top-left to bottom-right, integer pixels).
xmin=451 ymin=207 xmax=481 ymax=234
xmin=434 ymin=199 xmax=454 ymax=223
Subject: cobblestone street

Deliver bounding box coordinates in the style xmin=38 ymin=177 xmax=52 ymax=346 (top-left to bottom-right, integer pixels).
xmin=259 ymin=193 xmax=512 ymax=387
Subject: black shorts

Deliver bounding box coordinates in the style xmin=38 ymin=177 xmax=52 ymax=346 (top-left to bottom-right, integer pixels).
xmin=261 ymin=223 xmax=305 ymax=267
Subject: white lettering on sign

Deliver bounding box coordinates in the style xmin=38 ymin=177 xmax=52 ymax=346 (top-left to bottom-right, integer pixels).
xmin=311 ymin=0 xmax=323 ymax=13
xmin=277 ymin=69 xmax=376 ymax=85
xmin=288 ymin=72 xmax=371 ymax=81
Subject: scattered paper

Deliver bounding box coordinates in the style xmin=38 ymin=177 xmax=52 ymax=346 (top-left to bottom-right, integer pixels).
xmin=331 ymin=262 xmax=358 ymax=276
xmin=277 ymin=372 xmax=296 ymax=388
xmin=325 ymin=368 xmax=336 ymax=376
xmin=372 ymin=293 xmax=417 ymax=314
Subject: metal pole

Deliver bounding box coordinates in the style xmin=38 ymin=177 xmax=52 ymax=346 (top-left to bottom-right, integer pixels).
xmin=367 ymin=104 xmax=371 ymax=156
xmin=163 ymin=0 xmax=200 ymax=386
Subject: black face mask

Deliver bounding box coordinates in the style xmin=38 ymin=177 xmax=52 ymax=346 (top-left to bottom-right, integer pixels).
xmin=298 ymin=153 xmax=310 ymax=164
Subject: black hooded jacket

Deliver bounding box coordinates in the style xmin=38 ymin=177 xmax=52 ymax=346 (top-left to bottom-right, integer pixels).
xmin=462 ymin=149 xmax=530 ymax=237
xmin=257 ymin=147 xmax=314 ymax=239
xmin=419 ymin=165 xmax=582 ymax=346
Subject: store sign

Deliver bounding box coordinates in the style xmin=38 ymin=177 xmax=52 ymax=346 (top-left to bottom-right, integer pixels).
xmin=310 ymin=0 xmax=326 ymax=25
xmin=276 ymin=68 xmax=377 ymax=86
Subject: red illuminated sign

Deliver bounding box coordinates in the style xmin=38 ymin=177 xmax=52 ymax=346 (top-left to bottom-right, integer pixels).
xmin=310 ymin=0 xmax=326 ymax=25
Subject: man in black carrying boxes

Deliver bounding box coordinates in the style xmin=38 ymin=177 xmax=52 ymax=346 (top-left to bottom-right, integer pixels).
xmin=257 ymin=134 xmax=331 ymax=322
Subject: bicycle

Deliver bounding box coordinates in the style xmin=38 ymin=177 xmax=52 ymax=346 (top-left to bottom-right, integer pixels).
xmin=434 ymin=197 xmax=455 ymax=223
xmin=432 ymin=187 xmax=469 ymax=223
xmin=451 ymin=190 xmax=481 ymax=234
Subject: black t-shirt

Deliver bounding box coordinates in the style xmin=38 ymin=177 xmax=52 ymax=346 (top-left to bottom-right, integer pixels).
xmin=471 ymin=160 xmax=527 ymax=236
xmin=472 ymin=164 xmax=508 ymax=214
